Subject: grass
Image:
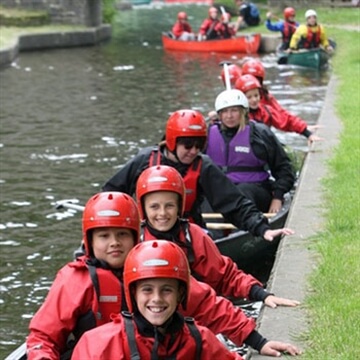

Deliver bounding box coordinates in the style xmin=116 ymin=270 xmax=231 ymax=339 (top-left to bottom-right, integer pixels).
xmin=301 ymin=24 xmax=360 ymax=359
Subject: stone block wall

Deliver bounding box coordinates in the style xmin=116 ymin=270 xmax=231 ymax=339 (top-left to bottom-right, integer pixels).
xmin=0 ymin=0 xmax=102 ymax=26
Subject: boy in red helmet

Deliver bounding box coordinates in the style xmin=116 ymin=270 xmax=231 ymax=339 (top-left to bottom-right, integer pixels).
xmin=72 ymin=240 xmax=244 ymax=359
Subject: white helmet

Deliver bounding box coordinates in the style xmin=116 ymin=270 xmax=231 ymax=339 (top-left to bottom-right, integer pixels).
xmin=305 ymin=9 xmax=317 ymax=19
xmin=215 ymin=89 xmax=249 ymax=112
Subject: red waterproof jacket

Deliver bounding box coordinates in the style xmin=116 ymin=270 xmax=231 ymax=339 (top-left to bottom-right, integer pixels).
xmin=143 ymin=222 xmax=262 ymax=298
xmin=72 ymin=313 xmax=243 ymax=360
xmin=172 ymin=21 xmax=193 ymax=38
xmin=259 ymin=93 xmax=308 ymax=134
xmin=26 ymin=257 xmax=255 ymax=360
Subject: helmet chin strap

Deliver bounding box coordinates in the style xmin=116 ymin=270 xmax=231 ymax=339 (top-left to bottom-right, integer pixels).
xmin=165 ymin=147 xmax=185 ymax=165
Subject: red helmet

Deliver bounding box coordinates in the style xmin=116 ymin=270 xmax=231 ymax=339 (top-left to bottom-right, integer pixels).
xmin=208 ymin=6 xmax=218 ymax=16
xmin=220 ymin=64 xmax=242 ymax=87
xmin=284 ymin=7 xmax=295 ymax=19
xmin=235 ymin=74 xmax=261 ymax=94
xmin=82 ymin=192 xmax=140 ymax=256
xmin=165 ymin=109 xmax=207 ymax=152
xmin=124 ymin=240 xmax=190 ymax=312
xmin=177 ymin=11 xmax=187 ymax=20
xmin=242 ymin=59 xmax=265 ymax=82
xmin=136 ymin=165 xmax=186 ymax=220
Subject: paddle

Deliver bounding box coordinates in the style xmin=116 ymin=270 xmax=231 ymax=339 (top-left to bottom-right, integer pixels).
xmin=277 ymin=53 xmax=288 ymax=65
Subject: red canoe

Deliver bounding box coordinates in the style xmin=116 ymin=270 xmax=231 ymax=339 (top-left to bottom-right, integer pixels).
xmin=161 ymin=32 xmax=261 ymax=54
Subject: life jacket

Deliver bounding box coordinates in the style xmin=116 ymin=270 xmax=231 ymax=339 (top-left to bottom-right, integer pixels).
xmin=140 ymin=220 xmax=197 ymax=270
xmin=122 ymin=311 xmax=202 ymax=360
xmin=282 ymin=21 xmax=297 ymax=47
xmin=299 ymin=26 xmax=322 ymax=49
xmin=87 ymin=264 xmax=124 ymax=327
xmin=66 ymin=263 xmax=125 ymax=359
xmin=149 ymin=150 xmax=202 ymax=217
xmin=206 ymin=19 xmax=220 ymax=39
xmin=206 ymin=124 xmax=268 ymax=184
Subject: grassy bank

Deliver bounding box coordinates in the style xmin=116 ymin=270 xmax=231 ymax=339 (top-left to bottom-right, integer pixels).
xmin=302 ymin=27 xmax=360 ymax=360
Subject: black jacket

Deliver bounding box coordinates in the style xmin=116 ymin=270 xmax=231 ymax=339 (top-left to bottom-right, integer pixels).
xmin=102 ymin=146 xmax=270 ymax=237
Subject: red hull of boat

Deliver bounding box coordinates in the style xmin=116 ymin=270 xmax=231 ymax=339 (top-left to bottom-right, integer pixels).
xmin=162 ymin=33 xmax=261 ymax=54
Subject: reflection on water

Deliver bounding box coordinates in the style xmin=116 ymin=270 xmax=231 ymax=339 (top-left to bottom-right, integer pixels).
xmin=0 ymin=4 xmax=330 ymax=357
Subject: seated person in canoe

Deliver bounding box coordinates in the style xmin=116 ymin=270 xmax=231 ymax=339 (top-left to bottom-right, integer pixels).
xmin=265 ymin=7 xmax=299 ymax=51
xmin=240 ymin=59 xmax=323 ymax=146
xmin=171 ymin=11 xmax=196 ymax=41
xmin=206 ymin=89 xmax=296 ymax=214
xmin=289 ymin=9 xmax=334 ymax=53
xmin=26 ymin=192 xmax=300 ymax=359
xmin=102 ymin=109 xmax=294 ymax=242
xmin=72 ymin=240 xmax=243 ymax=360
xmin=198 ymin=6 xmax=221 ymax=40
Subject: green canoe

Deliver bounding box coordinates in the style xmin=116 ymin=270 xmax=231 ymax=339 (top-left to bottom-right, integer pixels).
xmin=277 ymin=48 xmax=330 ymax=69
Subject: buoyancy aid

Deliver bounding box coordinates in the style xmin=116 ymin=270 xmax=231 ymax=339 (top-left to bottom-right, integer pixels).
xmin=149 ymin=150 xmax=202 ymax=216
xmin=206 ymin=124 xmax=269 ymax=184
xmin=299 ymin=26 xmax=321 ymax=49
xmin=87 ymin=264 xmax=124 ymax=326
xmin=282 ymin=21 xmax=297 ymax=45
xmin=140 ymin=220 xmax=197 ymax=269
xmin=121 ymin=311 xmax=202 ymax=360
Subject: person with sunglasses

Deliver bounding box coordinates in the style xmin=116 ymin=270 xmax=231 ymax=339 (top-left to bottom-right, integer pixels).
xmin=103 ymin=109 xmax=294 ymax=242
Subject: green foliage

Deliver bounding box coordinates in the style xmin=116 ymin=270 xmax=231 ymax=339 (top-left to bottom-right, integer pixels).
xmin=0 ymin=6 xmax=49 ymax=27
xmin=102 ymin=0 xmax=117 ymax=24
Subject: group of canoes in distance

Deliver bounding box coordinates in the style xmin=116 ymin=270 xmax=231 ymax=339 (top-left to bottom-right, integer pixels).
xmin=165 ymin=4 xmax=335 ymax=69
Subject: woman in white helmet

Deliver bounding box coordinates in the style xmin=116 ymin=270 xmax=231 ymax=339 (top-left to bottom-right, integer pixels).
xmin=205 ymin=89 xmax=296 ymax=214
xmin=289 ymin=9 xmax=334 ymax=53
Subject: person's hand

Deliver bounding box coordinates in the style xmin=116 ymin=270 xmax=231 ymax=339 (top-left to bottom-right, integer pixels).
xmin=263 ymin=228 xmax=294 ymax=241
xmin=260 ymin=341 xmax=302 ymax=357
xmin=326 ymin=45 xmax=334 ymax=54
xmin=308 ymin=133 xmax=324 ymax=147
xmin=268 ymin=199 xmax=282 ymax=213
xmin=264 ymin=295 xmax=300 ymax=309
xmin=266 ymin=11 xmax=272 ymax=20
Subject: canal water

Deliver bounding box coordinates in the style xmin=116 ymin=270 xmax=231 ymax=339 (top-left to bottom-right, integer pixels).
xmin=0 ymin=4 xmax=330 ymax=357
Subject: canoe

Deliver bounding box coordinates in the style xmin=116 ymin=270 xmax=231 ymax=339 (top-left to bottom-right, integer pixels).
xmin=277 ymin=48 xmax=330 ymax=69
xmin=161 ymin=32 xmax=261 ymax=54
xmin=211 ymin=193 xmax=292 ymax=275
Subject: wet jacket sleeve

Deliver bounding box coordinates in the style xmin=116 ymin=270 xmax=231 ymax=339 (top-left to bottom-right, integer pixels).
xmin=198 ymin=155 xmax=270 ymax=237
xmin=102 ymin=147 xmax=152 ymax=194
xmin=181 ymin=277 xmax=256 ymax=347
xmin=265 ymin=19 xmax=284 ymax=32
xmin=189 ymin=224 xmax=262 ymax=298
xmin=261 ymin=97 xmax=308 ymax=135
xmin=250 ymin=122 xmax=296 ymax=200
xmin=26 ymin=261 xmax=94 ymax=360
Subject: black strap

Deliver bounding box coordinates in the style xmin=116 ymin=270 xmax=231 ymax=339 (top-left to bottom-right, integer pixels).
xmin=122 ymin=312 xmax=141 ymax=360
xmin=184 ymin=317 xmax=202 ymax=360
xmin=87 ymin=264 xmax=102 ymax=320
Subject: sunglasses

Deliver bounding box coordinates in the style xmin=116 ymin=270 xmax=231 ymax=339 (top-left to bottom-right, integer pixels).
xmin=177 ymin=137 xmax=206 ymax=150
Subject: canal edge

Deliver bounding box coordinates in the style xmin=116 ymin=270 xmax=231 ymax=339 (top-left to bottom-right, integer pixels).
xmin=249 ymin=75 xmax=342 ymax=359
